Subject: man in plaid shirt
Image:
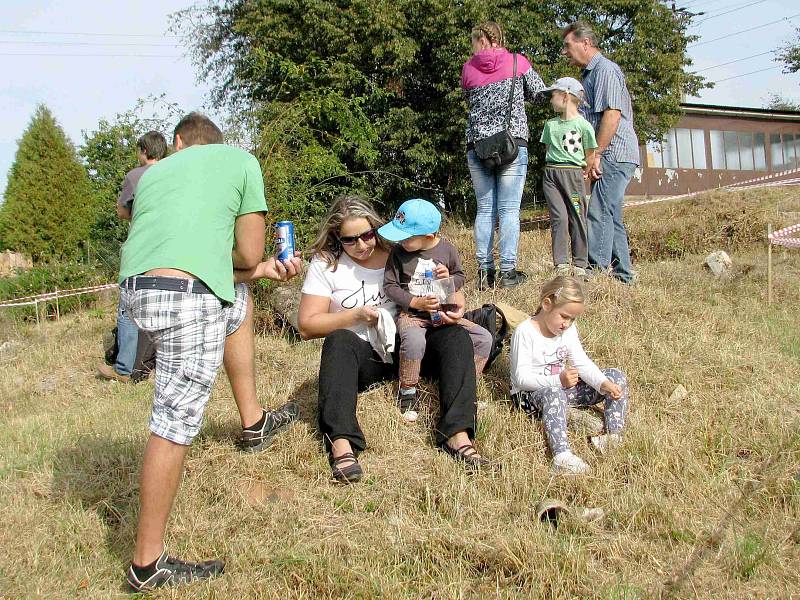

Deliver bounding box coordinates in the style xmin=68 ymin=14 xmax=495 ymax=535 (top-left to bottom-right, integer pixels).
xmin=562 ymin=21 xmax=641 ymax=284
xmin=118 ymin=113 xmax=303 ymax=592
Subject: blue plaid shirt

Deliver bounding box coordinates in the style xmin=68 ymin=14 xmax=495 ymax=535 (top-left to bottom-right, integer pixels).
xmin=580 ymin=53 xmax=640 ymax=166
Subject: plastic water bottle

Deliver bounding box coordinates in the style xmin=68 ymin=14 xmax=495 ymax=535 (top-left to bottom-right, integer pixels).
xmin=424 ymin=268 xmax=442 ymax=325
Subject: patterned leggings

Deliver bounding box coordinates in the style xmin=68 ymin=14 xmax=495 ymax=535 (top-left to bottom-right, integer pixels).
xmin=512 ymin=368 xmax=628 ymax=455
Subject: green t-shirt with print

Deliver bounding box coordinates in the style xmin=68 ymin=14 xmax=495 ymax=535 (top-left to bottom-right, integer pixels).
xmin=119 ymin=144 xmax=268 ymax=303
xmin=539 ymin=116 xmax=598 ymax=167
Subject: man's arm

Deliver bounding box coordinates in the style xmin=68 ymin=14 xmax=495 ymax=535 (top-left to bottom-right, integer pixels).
xmin=589 ymin=109 xmax=621 ymax=180
xmin=116 ymin=204 xmax=132 ymax=220
xmin=232 ymin=212 xmax=266 ymax=270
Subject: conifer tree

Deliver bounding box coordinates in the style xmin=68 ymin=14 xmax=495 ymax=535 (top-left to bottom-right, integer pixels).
xmin=0 ymin=105 xmax=95 ymax=261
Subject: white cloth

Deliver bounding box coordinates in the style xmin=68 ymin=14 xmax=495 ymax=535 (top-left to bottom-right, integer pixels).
xmin=366 ymin=308 xmax=396 ymax=363
xmin=510 ymin=318 xmax=608 ymax=395
xmin=301 ymin=253 xmax=398 ymax=342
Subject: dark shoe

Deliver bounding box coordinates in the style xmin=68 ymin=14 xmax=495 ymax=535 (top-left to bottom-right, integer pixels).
xmin=476 ymin=268 xmax=496 ymax=291
xmin=398 ymin=388 xmax=419 ymax=423
xmin=499 ymin=269 xmax=528 ymax=289
xmin=97 ymin=363 xmax=131 ymax=383
xmin=440 ymin=442 xmax=495 ymax=471
xmin=126 ymin=550 xmax=224 ymax=592
xmin=239 ymin=401 xmax=300 ymax=453
xmin=330 ymin=452 xmax=363 ymax=484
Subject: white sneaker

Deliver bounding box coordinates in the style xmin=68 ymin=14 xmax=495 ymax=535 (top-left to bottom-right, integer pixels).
xmin=551 ymin=451 xmax=590 ymax=474
xmin=402 ymin=409 xmax=419 ymax=423
xmin=590 ymin=433 xmax=623 ymax=454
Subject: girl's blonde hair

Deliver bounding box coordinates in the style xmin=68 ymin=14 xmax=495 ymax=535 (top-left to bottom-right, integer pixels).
xmin=307 ymin=195 xmax=390 ymax=271
xmin=471 ymin=21 xmax=504 ymax=48
xmin=534 ymin=275 xmax=585 ymax=315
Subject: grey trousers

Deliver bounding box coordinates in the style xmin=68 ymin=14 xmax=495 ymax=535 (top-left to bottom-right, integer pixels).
xmin=542 ymin=166 xmax=589 ymax=268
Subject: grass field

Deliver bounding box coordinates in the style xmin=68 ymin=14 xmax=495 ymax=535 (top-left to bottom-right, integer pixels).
xmin=0 ymin=188 xmax=798 ymax=599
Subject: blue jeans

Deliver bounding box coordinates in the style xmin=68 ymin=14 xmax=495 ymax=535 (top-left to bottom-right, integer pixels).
xmin=114 ymin=288 xmax=139 ymax=376
xmin=587 ymin=157 xmax=637 ymax=283
xmin=468 ymin=147 xmax=528 ymax=272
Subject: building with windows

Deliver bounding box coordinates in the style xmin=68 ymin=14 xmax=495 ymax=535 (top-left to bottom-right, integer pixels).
xmin=627 ymin=103 xmax=800 ymax=196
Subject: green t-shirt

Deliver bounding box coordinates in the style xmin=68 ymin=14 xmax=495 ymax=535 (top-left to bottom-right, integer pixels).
xmin=539 ymin=116 xmax=598 ymax=167
xmin=119 ymin=144 xmax=268 ymax=303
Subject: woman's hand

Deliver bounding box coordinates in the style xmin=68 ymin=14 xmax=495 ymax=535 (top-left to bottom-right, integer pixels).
xmin=357 ymin=305 xmax=380 ymax=327
xmin=410 ymin=295 xmax=440 ymax=312
xmin=438 ymin=303 xmax=464 ymax=326
xmin=600 ymin=379 xmax=622 ymax=399
xmin=559 ymin=367 xmax=579 ymax=388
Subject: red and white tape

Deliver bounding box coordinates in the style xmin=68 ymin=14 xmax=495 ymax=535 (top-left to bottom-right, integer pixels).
xmin=769 ymin=223 xmax=800 ymax=249
xmin=0 ymin=283 xmax=117 ymax=308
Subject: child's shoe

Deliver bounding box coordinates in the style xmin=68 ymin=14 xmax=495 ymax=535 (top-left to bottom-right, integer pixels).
xmin=551 ymin=451 xmax=590 ymax=474
xmin=554 ymin=264 xmax=571 ymax=276
xmin=590 ymin=433 xmax=623 ymax=455
xmin=573 ymin=266 xmax=588 ymax=280
xmin=398 ymin=388 xmax=419 ymax=423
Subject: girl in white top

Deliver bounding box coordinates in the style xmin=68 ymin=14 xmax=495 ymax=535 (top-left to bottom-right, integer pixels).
xmin=510 ymin=276 xmax=628 ymax=474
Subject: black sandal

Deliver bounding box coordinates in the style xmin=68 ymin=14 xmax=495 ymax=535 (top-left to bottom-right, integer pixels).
xmin=330 ymin=452 xmax=363 ymax=484
xmin=440 ymin=443 xmax=495 ymax=470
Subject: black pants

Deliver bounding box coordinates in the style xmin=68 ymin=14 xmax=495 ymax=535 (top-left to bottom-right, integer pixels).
xmin=318 ymin=326 xmax=477 ymax=453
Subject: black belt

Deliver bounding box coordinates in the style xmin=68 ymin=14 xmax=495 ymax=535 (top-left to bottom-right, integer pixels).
xmin=122 ymin=276 xmax=214 ymax=295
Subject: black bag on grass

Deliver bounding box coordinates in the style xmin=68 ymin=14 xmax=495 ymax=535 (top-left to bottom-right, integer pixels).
xmin=463 ymin=303 xmax=509 ymax=371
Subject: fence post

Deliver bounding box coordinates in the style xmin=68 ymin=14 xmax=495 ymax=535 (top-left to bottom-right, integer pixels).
xmin=34 ymin=299 xmax=40 ymax=328
xmin=767 ymin=223 xmax=773 ymax=306
xmin=55 ymin=288 xmax=60 ymax=321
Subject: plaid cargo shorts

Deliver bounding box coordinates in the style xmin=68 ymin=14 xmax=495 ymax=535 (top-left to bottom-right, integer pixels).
xmin=121 ymin=280 xmax=249 ymax=445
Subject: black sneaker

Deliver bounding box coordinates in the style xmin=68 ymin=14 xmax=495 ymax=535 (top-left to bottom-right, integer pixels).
xmin=239 ymin=401 xmax=300 ymax=452
xmin=126 ymin=550 xmax=224 ymax=592
xmin=398 ymin=389 xmax=419 ymax=423
xmin=476 ymin=268 xmax=496 ymax=291
xmin=499 ymin=269 xmax=528 ymax=289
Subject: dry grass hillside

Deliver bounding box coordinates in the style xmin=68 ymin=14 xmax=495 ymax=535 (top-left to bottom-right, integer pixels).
xmin=0 ymin=187 xmax=798 ymax=599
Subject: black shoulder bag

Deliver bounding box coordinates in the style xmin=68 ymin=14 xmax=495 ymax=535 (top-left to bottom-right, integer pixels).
xmin=473 ymin=53 xmax=519 ymax=170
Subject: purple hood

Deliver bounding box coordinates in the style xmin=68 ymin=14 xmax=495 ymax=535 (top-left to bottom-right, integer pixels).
xmin=461 ymin=48 xmax=532 ymax=90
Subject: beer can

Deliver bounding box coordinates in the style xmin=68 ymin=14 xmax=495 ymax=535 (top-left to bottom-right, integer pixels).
xmin=274 ymin=221 xmax=295 ymax=261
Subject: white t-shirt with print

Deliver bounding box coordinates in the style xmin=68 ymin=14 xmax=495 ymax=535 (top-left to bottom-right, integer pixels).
xmin=301 ymin=253 xmax=398 ymax=342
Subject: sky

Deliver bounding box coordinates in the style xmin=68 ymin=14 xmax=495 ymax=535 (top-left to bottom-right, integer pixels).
xmin=1 ymin=1 xmax=799 ymax=200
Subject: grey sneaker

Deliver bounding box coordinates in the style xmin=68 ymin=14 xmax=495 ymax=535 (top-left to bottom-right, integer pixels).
xmin=554 ymin=264 xmax=571 ymax=276
xmin=239 ymin=401 xmax=300 ymax=452
xmin=126 ymin=550 xmax=224 ymax=592
xmin=499 ymin=269 xmax=528 ymax=289
xmin=572 ymin=266 xmax=588 ymax=280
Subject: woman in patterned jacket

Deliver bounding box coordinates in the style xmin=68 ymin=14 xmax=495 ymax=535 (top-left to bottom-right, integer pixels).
xmin=462 ymin=21 xmax=545 ymax=290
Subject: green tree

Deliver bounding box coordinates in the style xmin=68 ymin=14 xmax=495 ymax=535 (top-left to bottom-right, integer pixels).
xmin=776 ymin=26 xmax=800 ymax=75
xmin=174 ymin=0 xmax=705 ymax=229
xmin=763 ymin=93 xmax=800 ymax=112
xmin=0 ymin=105 xmax=95 ymax=261
xmin=80 ymin=96 xmax=180 ymax=274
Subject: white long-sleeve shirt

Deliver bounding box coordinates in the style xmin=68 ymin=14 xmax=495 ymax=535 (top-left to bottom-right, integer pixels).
xmin=510 ymin=318 xmax=608 ymax=395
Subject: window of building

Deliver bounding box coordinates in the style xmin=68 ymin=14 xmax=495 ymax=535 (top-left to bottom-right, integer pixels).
xmin=754 ymin=133 xmax=767 ymax=170
xmin=739 ymin=133 xmax=755 ymax=171
xmin=646 ymin=140 xmax=663 ymax=168
xmin=691 ymin=129 xmax=707 ymax=169
xmin=710 ymin=130 xmax=726 ymax=169
xmin=783 ymin=134 xmax=797 ymax=169
xmin=770 ymin=133 xmax=783 ymax=170
xmin=723 ymin=131 xmax=740 ymax=170
xmin=676 ymin=128 xmax=694 ymax=169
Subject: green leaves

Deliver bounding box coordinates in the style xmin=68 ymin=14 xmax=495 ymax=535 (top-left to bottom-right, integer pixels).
xmin=0 ymin=105 xmax=95 ymax=262
xmin=175 ymin=0 xmax=707 ymax=239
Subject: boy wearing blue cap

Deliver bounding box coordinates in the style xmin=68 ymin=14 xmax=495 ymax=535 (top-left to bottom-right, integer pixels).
xmin=379 ymin=199 xmax=493 ymax=423
xmin=540 ymin=77 xmax=598 ymax=279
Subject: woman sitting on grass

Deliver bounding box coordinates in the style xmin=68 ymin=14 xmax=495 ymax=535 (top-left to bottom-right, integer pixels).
xmin=298 ymin=195 xmax=494 ymax=483
xmin=509 ymin=275 xmax=629 ymax=474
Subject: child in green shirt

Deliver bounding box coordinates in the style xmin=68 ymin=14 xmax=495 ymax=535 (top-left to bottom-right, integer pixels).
xmin=539 ymin=77 xmax=598 ymax=278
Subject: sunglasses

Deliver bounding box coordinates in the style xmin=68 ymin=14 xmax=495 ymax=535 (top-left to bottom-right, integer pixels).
xmin=338 ymin=228 xmax=377 ymax=246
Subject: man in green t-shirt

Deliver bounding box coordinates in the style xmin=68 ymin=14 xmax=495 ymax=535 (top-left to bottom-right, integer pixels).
xmin=120 ymin=113 xmax=302 ymax=592
xmin=539 ymin=77 xmax=598 ymax=278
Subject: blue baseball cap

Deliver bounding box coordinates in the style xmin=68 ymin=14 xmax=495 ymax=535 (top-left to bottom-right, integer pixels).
xmin=377 ymin=199 xmax=442 ymax=242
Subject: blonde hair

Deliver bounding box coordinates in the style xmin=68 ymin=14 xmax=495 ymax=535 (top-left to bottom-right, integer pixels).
xmin=534 ymin=276 xmax=585 ymax=315
xmin=307 ymin=195 xmax=390 ymax=270
xmin=471 ymin=21 xmax=504 ymax=48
